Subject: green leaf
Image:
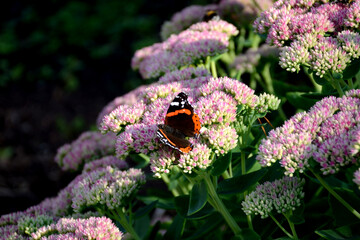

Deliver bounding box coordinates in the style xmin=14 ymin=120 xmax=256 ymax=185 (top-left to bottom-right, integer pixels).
xmin=238 ymin=228 xmax=261 ymax=240
xmin=211 ymin=151 xmax=232 ymax=176
xmin=286 ymin=92 xmax=320 ymax=110
xmin=164 ymin=214 xmax=186 ymax=240
xmin=218 ymin=168 xmax=267 ymax=195
xmin=272 ymin=79 xmax=311 ymax=97
xmin=259 ymin=161 xmax=284 ymax=183
xmin=313 ymin=74 xmax=330 ymax=86
xmin=316 ymin=226 xmax=355 ymax=240
xmin=185 ymin=203 xmax=215 ymax=220
xmin=188 ymin=180 xmax=208 ymax=216
xmin=332 ymin=72 xmax=343 ymax=79
xmin=323 ymin=175 xmax=352 ymax=191
xmin=133 ymin=214 xmax=150 ymax=239
xmin=343 ymin=58 xmax=360 ymax=80
xmin=288 ymin=214 xmax=305 ymax=225
xmin=134 ymin=200 xmax=157 ymax=219
xmin=182 ymin=213 xmax=223 ymax=240
xmin=129 ymin=153 xmax=150 ymax=168
xmin=174 ymin=195 xmax=190 ymax=217
xmin=329 ymin=189 xmax=360 ymax=226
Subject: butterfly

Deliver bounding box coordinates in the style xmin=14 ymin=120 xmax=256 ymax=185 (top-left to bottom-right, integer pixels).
xmin=157 ymin=92 xmax=201 ymax=153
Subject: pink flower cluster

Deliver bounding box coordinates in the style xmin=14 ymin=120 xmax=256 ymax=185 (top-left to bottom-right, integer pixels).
xmin=31 ymin=217 xmax=122 ymax=240
xmin=279 ymin=31 xmax=358 ymax=77
xmin=55 ymin=131 xmax=117 ymax=171
xmin=160 ymin=4 xmax=218 ymax=40
xmin=257 ymin=89 xmax=360 ymax=176
xmin=132 ymin=19 xmax=238 ymax=79
xmin=103 ymin=74 xmax=279 ymax=177
xmin=96 ymin=85 xmax=148 ymax=126
xmin=255 ymin=0 xmax=360 ymax=77
xmin=242 ymin=176 xmax=305 ymax=218
xmin=71 ymin=167 xmax=145 ymax=212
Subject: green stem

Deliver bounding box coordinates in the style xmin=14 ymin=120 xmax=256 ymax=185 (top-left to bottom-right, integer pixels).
xmin=261 ymin=63 xmax=274 ymax=94
xmin=236 ymin=70 xmax=243 ymax=81
xmin=348 ymin=78 xmax=354 ymax=89
xmin=237 ymin=27 xmax=246 ymax=53
xmin=283 ymin=212 xmax=298 ymax=240
xmin=241 ymin=151 xmax=253 ymax=230
xmin=161 ymin=174 xmax=180 ymax=197
xmin=309 ymin=168 xmax=360 ymax=219
xmin=178 ymin=179 xmax=190 ymax=195
xmin=333 ymin=77 xmax=345 ymax=97
xmin=303 ymin=67 xmax=322 ymax=93
xmin=222 ymin=170 xmax=230 ymax=179
xmin=112 ymin=209 xmax=141 ymax=240
xmin=211 ymin=60 xmax=218 ymax=78
xmin=269 ymin=214 xmax=293 ymax=239
xmin=204 ymin=173 xmax=242 ymax=235
xmin=229 ymin=160 xmax=233 ymax=178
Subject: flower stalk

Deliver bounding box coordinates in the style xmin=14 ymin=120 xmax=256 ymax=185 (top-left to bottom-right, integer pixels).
xmin=203 ymin=173 xmax=242 ymax=235
xmin=309 ymin=168 xmax=360 ymax=219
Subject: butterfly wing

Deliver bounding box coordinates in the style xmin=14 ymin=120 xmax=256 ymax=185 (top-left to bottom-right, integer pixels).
xmin=157 ymin=125 xmax=192 ymax=153
xmin=165 ymin=92 xmax=201 ymax=137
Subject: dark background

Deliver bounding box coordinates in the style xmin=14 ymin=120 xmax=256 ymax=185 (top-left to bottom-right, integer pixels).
xmin=0 ymin=0 xmax=210 ymax=215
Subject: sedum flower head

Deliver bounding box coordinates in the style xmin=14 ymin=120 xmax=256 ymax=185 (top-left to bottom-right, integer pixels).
xmin=178 ymin=143 xmax=212 ymax=174
xmin=71 ymin=167 xmax=145 ymax=212
xmin=55 ymin=131 xmax=117 ymax=172
xmin=17 ymin=214 xmax=55 ymax=236
xmin=82 ymin=156 xmax=128 ymax=173
xmin=96 ymin=85 xmax=148 ymax=127
xmin=199 ymin=76 xmax=258 ymax=107
xmin=100 ymin=102 xmax=146 ymax=134
xmin=132 ymin=20 xmax=238 ymax=79
xmin=337 ymin=30 xmax=360 ymax=59
xmin=309 ymin=37 xmax=350 ymax=78
xmin=188 ymin=19 xmax=239 ymax=37
xmin=196 ymin=91 xmax=237 ymax=126
xmin=242 ymin=176 xmax=305 ymax=218
xmin=254 ymin=0 xmax=360 ymax=77
xmin=344 ymin=0 xmax=360 ymax=28
xmin=257 ymin=90 xmax=360 ymax=176
xmin=159 ymin=67 xmax=210 ymax=84
xmin=256 ymin=93 xmax=281 ymax=113
xmin=160 ymin=4 xmax=218 ymax=40
xmin=31 ymin=217 xmax=122 ymax=240
xmin=203 ymin=125 xmax=238 ymax=156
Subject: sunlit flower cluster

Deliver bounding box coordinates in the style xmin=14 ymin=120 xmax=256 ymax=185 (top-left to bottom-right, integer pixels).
xmin=55 ymin=131 xmax=117 ymax=171
xmin=160 ymin=4 xmax=218 ymax=40
xmin=31 ymin=217 xmax=122 ymax=240
xmin=257 ymin=90 xmax=360 ymax=176
xmin=132 ymin=20 xmax=238 ymax=79
xmin=255 ymin=0 xmax=360 ymax=77
xmin=71 ymin=167 xmax=145 ymax=212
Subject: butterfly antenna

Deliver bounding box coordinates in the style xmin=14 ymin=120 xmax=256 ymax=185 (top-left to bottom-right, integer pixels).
xmin=263 ymin=116 xmax=274 ymax=129
xmin=257 ymin=118 xmax=267 ymax=137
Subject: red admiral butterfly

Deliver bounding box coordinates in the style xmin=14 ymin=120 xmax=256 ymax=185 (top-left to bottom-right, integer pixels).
xmin=157 ymin=92 xmax=201 ymax=153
